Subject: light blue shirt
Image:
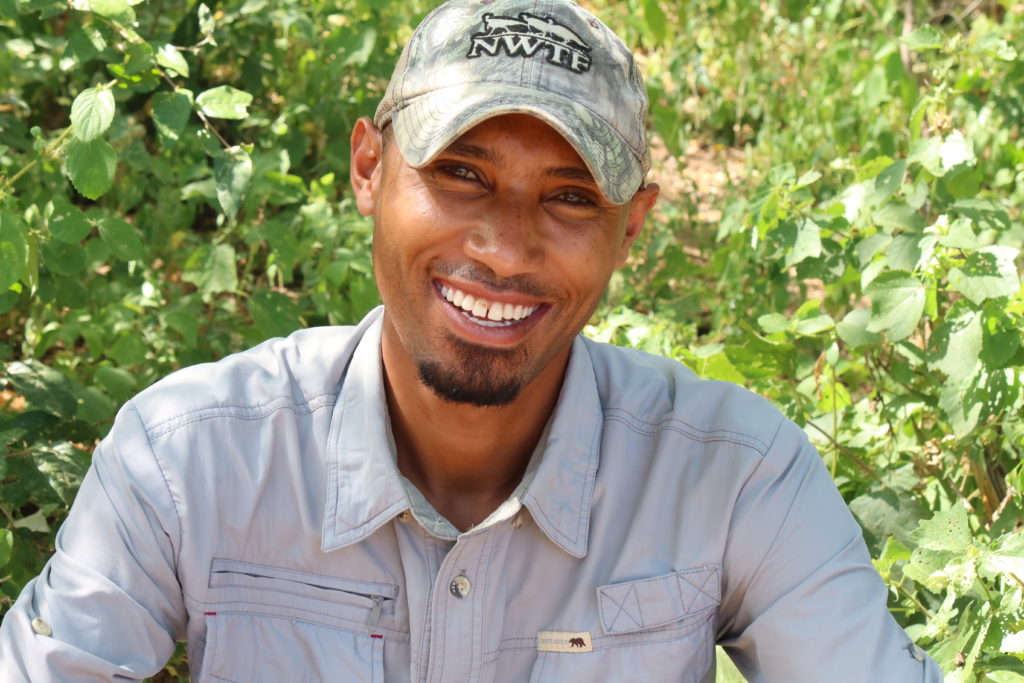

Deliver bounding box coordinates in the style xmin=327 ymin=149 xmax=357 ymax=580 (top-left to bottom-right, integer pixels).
xmin=0 ymin=307 xmax=940 ymax=681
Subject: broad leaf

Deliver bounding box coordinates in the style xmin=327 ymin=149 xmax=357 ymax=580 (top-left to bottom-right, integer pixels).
xmin=928 ymin=309 xmax=982 ymax=381
xmin=249 ymin=288 xmax=302 ymax=339
xmin=912 ymin=505 xmax=971 ymax=553
xmin=70 ymin=86 xmax=115 ymax=142
xmin=65 ymin=137 xmax=117 ymax=199
xmin=196 ymin=86 xmax=253 ymax=120
xmin=98 ymin=217 xmax=146 ymax=261
xmin=214 ymin=146 xmax=253 ymax=219
xmin=152 ymin=89 xmax=193 ymax=148
xmin=865 ymin=271 xmax=925 ymax=342
xmin=0 ymin=529 xmax=11 ymax=568
xmin=948 ymin=246 xmax=1020 ymax=304
xmin=182 ymin=243 xmax=238 ymax=298
xmin=34 ymin=442 xmax=90 ymax=505
xmin=5 ymin=359 xmax=78 ymax=419
xmin=155 ymin=44 xmax=189 ymax=78
xmin=48 ymin=196 xmax=92 ymax=243
xmin=0 ymin=210 xmax=28 ymax=290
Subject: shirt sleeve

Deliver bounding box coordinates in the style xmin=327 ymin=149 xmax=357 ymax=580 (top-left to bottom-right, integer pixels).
xmin=0 ymin=401 xmax=185 ymax=681
xmin=716 ymin=419 xmax=943 ymax=682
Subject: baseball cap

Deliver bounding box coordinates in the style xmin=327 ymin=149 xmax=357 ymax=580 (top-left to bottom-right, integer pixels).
xmin=374 ymin=0 xmax=651 ymax=205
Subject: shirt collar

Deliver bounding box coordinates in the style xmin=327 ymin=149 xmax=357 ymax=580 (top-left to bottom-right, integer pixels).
xmin=321 ymin=308 xmax=602 ymax=559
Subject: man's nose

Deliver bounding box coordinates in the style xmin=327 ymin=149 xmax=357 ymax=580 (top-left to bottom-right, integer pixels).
xmin=462 ymin=197 xmax=544 ymax=277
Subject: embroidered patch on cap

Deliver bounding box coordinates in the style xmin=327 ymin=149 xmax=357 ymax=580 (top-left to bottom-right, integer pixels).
xmin=537 ymin=630 xmax=592 ymax=652
xmin=467 ymin=12 xmax=592 ymax=74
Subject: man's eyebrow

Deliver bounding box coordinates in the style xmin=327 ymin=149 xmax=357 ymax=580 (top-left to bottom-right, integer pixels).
xmin=545 ymin=166 xmax=597 ymax=185
xmin=441 ymin=142 xmax=597 ymax=185
xmin=443 ymin=141 xmax=503 ymax=165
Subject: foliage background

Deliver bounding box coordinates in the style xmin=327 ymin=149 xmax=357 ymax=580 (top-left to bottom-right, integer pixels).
xmin=1 ymin=0 xmax=1023 ymax=680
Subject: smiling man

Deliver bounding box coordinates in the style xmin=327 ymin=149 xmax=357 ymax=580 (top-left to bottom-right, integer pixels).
xmin=0 ymin=0 xmax=941 ymax=681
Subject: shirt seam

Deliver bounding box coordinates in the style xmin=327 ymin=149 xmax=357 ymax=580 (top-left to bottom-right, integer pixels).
xmin=603 ymin=408 xmax=770 ymax=455
xmin=128 ymin=400 xmax=185 ymax=570
xmin=145 ymin=393 xmax=338 ymax=440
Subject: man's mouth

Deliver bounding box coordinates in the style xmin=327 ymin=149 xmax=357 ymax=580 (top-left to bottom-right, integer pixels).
xmin=438 ymin=283 xmax=540 ymax=328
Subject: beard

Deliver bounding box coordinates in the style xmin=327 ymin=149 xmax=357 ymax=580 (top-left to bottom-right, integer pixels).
xmin=416 ymin=330 xmax=528 ymax=407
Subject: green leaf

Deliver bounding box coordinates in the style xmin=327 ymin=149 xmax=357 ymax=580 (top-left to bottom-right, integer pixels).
xmin=65 ymin=137 xmax=117 ymax=200
xmin=84 ymin=0 xmax=135 ymax=24
xmin=642 ymin=0 xmax=668 ymax=44
xmin=903 ymin=26 xmax=944 ymax=51
xmin=94 ymin=365 xmax=137 ymax=401
xmin=40 ymin=239 xmax=87 ymax=275
xmin=214 ymin=146 xmax=253 ymax=219
xmin=343 ymin=26 xmax=378 ymax=67
xmin=196 ymin=85 xmax=253 ymax=120
xmin=912 ymin=505 xmax=971 ymax=553
xmin=0 ymin=210 xmax=28 ymax=290
xmin=182 ymin=243 xmax=237 ymax=298
xmin=938 ymin=216 xmax=978 ymax=249
xmin=249 ymin=288 xmax=302 ymax=339
xmin=152 ymin=89 xmax=193 ymax=148
xmin=155 ymin=44 xmax=189 ymax=78
xmin=837 ymin=308 xmax=881 ymax=348
xmin=907 ymin=137 xmax=944 ymax=177
xmin=865 ymin=271 xmax=926 ymax=342
xmin=872 ymin=202 xmax=925 ymax=231
xmin=0 ymin=529 xmax=12 ymax=568
xmin=782 ymin=218 xmax=822 ymax=268
xmin=795 ymin=314 xmax=834 ymax=337
xmin=70 ymin=86 xmax=115 ymax=142
xmin=928 ymin=309 xmax=982 ymax=381
xmin=13 ymin=509 xmax=50 ymax=534
xmin=98 ymin=217 xmax=145 ymax=261
xmin=198 ymin=2 xmax=216 ymax=38
xmin=4 ymin=359 xmax=78 ymax=419
xmin=48 ymin=196 xmax=92 ymax=243
xmin=851 ymin=489 xmax=930 ymax=550
xmin=948 ymin=247 xmax=1020 ymax=305
xmin=34 ymin=442 xmax=90 ymax=505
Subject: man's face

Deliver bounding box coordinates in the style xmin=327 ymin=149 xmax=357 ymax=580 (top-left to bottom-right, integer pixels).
xmin=355 ymin=113 xmax=657 ymax=406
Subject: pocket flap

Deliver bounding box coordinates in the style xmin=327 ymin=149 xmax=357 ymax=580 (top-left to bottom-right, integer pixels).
xmin=596 ymin=565 xmax=720 ymax=635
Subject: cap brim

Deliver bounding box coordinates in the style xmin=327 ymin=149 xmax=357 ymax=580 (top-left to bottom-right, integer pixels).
xmin=390 ymin=83 xmax=644 ymax=205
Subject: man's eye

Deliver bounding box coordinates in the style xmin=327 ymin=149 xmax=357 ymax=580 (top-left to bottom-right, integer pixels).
xmin=556 ymin=191 xmax=595 ymax=206
xmin=444 ymin=165 xmax=479 ymax=181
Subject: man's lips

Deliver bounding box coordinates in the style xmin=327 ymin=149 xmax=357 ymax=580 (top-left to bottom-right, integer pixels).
xmin=435 ymin=280 xmax=543 ymax=327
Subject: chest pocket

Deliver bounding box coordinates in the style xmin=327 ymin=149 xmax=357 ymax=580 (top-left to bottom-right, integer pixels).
xmin=530 ymin=565 xmax=720 ymax=683
xmin=197 ymin=559 xmax=399 ymax=682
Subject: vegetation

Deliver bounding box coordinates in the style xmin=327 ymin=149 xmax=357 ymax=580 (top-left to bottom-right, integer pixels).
xmin=1 ymin=0 xmax=1022 ymax=680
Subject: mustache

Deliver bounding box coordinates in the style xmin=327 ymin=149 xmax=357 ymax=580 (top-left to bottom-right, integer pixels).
xmin=433 ymin=262 xmax=553 ymax=300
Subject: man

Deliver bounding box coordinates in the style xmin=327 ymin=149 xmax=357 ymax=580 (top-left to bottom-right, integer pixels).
xmin=0 ymin=0 xmax=941 ymax=680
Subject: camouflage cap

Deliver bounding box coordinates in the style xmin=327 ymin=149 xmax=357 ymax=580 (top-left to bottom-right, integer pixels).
xmin=374 ymin=0 xmax=650 ymax=205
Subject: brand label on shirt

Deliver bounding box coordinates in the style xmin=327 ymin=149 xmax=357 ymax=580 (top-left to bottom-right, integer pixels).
xmin=537 ymin=631 xmax=592 ymax=653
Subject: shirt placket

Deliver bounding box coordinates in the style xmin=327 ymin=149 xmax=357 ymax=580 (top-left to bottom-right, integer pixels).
xmin=423 ymin=528 xmax=500 ymax=683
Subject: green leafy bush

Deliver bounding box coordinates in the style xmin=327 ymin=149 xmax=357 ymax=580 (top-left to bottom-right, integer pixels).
xmin=2 ymin=0 xmax=1023 ymax=680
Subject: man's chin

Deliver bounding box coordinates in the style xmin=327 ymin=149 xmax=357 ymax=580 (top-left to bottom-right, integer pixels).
xmin=417 ymin=359 xmax=523 ymax=407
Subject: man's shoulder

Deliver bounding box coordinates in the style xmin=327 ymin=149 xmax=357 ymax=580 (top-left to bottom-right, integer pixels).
xmin=582 ymin=336 xmax=786 ymax=456
xmin=130 ymin=313 xmax=379 ymax=437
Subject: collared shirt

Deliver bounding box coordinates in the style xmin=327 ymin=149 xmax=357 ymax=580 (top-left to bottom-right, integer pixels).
xmin=0 ymin=307 xmax=940 ymax=682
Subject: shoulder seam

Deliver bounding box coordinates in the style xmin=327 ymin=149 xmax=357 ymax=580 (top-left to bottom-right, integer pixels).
xmin=603 ymin=407 xmax=773 ymax=456
xmin=145 ymin=392 xmax=338 ymax=440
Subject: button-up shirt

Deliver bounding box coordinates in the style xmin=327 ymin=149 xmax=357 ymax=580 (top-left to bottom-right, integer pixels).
xmin=0 ymin=307 xmax=940 ymax=681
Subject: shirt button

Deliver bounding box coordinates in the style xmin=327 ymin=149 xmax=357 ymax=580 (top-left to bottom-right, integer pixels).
xmin=449 ymin=575 xmax=471 ymax=598
xmin=398 ymin=510 xmax=412 ymax=523
xmin=31 ymin=617 xmax=52 ymax=637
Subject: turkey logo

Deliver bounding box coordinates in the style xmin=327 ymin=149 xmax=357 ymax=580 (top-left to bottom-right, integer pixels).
xmin=467 ymin=12 xmax=592 ymax=74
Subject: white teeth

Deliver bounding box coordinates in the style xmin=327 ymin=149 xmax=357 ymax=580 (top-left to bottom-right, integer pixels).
xmin=439 ymin=283 xmax=539 ymax=323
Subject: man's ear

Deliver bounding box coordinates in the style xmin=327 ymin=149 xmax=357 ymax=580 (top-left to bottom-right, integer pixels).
xmin=615 ymin=182 xmax=660 ymax=268
xmin=350 ymin=117 xmax=383 ymax=217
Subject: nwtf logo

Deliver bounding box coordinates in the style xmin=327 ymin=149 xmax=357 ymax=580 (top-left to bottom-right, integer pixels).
xmin=467 ymin=12 xmax=592 ymax=74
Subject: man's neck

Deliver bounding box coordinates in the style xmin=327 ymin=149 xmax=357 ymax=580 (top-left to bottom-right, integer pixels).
xmin=380 ymin=322 xmax=568 ymax=532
